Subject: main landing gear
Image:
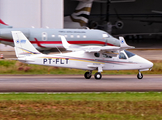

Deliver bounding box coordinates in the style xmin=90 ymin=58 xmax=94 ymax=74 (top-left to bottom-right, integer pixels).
xmin=94 ymin=72 xmax=102 ymax=80
xmin=84 ymin=71 xmax=92 ymax=79
xmin=84 ymin=71 xmax=102 ymax=80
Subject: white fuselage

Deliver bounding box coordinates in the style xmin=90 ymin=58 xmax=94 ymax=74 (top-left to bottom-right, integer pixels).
xmin=20 ymin=50 xmax=153 ymax=71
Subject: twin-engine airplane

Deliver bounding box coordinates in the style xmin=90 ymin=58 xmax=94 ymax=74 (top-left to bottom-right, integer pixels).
xmin=11 ymin=31 xmax=153 ymax=80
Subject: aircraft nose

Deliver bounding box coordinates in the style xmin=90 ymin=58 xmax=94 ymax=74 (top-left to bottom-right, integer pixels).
xmin=134 ymin=55 xmax=153 ymax=70
xmin=144 ymin=59 xmax=153 ymax=69
xmin=147 ymin=60 xmax=153 ymax=68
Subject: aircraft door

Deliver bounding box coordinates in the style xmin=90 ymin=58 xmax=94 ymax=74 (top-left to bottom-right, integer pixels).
xmin=42 ymin=32 xmax=47 ymax=41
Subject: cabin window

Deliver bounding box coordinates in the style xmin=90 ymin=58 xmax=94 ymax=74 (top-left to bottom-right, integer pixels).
xmin=58 ymin=35 xmax=61 ymax=38
xmin=70 ymin=35 xmax=73 ymax=38
xmin=102 ymin=53 xmax=112 ymax=58
xmin=119 ymin=52 xmax=127 ymax=59
xmin=77 ymin=35 xmax=80 ymax=38
xmin=83 ymin=35 xmax=86 ymax=38
xmin=52 ymin=35 xmax=55 ymax=37
xmin=64 ymin=35 xmax=68 ymax=38
xmin=94 ymin=53 xmax=100 ymax=57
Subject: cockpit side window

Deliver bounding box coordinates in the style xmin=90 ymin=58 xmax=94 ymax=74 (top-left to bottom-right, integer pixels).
xmin=124 ymin=50 xmax=135 ymax=58
xmin=119 ymin=52 xmax=127 ymax=59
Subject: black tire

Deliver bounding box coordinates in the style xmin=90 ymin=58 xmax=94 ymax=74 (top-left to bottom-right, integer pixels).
xmin=137 ymin=73 xmax=143 ymax=79
xmin=84 ymin=72 xmax=92 ymax=79
xmin=94 ymin=72 xmax=102 ymax=80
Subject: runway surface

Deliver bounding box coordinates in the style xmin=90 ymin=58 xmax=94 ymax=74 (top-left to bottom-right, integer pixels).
xmin=0 ymin=75 xmax=162 ymax=92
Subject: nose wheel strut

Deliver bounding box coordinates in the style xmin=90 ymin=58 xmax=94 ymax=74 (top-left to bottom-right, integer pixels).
xmin=137 ymin=71 xmax=143 ymax=79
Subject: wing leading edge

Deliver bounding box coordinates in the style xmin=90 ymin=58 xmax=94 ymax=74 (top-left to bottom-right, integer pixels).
xmin=60 ymin=36 xmax=134 ymax=54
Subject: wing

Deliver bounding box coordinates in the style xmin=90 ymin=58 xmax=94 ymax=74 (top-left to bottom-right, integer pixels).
xmin=60 ymin=36 xmax=134 ymax=56
xmin=60 ymin=36 xmax=81 ymax=51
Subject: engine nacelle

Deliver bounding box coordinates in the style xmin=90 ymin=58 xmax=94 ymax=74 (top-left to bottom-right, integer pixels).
xmin=115 ymin=21 xmax=124 ymax=29
xmin=88 ymin=20 xmax=98 ymax=29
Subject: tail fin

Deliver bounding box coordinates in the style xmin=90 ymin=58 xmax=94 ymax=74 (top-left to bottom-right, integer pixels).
xmin=0 ymin=19 xmax=12 ymax=29
xmin=119 ymin=37 xmax=135 ymax=50
xmin=64 ymin=0 xmax=93 ymax=28
xmin=11 ymin=31 xmax=41 ymax=58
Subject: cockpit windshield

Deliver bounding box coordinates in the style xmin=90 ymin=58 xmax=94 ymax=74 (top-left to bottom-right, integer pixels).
xmin=102 ymin=33 xmax=108 ymax=38
xmin=124 ymin=50 xmax=135 ymax=58
xmin=102 ymin=33 xmax=112 ymax=38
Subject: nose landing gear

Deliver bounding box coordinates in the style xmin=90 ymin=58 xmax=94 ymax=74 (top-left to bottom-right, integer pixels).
xmin=137 ymin=71 xmax=143 ymax=79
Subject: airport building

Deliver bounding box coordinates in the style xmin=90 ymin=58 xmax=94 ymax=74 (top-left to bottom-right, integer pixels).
xmin=0 ymin=0 xmax=63 ymax=28
xmin=1 ymin=0 xmax=162 ymax=33
xmin=0 ymin=0 xmax=162 ymax=50
xmin=0 ymin=0 xmax=63 ymax=51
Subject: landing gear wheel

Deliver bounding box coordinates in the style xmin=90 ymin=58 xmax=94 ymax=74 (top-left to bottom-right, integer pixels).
xmin=94 ymin=72 xmax=102 ymax=80
xmin=137 ymin=73 xmax=143 ymax=79
xmin=84 ymin=72 xmax=92 ymax=79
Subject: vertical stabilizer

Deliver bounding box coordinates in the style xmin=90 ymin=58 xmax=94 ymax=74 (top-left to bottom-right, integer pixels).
xmin=0 ymin=19 xmax=12 ymax=28
xmin=119 ymin=37 xmax=135 ymax=50
xmin=64 ymin=0 xmax=93 ymax=28
xmin=11 ymin=31 xmax=41 ymax=58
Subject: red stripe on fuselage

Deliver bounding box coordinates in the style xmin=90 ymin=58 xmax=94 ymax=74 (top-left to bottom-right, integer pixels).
xmin=0 ymin=38 xmax=115 ymax=46
xmin=0 ymin=38 xmax=13 ymax=42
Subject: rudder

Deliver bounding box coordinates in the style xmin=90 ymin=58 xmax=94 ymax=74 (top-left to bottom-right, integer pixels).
xmin=11 ymin=31 xmax=41 ymax=58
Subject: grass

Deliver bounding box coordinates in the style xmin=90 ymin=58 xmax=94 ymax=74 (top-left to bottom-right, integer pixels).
xmin=0 ymin=59 xmax=161 ymax=75
xmin=0 ymin=92 xmax=162 ymax=119
xmin=0 ymin=92 xmax=162 ymax=101
xmin=0 ymin=60 xmax=161 ymax=119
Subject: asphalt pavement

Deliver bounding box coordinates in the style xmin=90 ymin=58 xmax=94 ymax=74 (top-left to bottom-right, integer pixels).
xmin=0 ymin=75 xmax=161 ymax=92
